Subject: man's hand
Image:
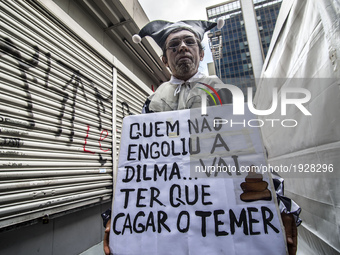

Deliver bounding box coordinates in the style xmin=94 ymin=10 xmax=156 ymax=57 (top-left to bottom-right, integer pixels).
xmin=103 ymin=219 xmax=111 ymax=255
xmin=281 ymin=212 xmax=297 ymax=255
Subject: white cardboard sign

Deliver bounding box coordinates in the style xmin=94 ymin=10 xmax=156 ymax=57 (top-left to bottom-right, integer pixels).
xmin=110 ymin=105 xmax=286 ymax=255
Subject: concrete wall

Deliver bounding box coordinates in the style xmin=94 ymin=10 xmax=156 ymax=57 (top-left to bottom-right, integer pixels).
xmin=52 ymin=0 xmax=156 ymax=87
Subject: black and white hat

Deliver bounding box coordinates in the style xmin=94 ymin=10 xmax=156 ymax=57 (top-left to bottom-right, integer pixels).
xmin=132 ymin=19 xmax=224 ymax=48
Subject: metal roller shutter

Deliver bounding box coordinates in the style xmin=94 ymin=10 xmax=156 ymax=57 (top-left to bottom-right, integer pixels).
xmin=0 ymin=0 xmax=114 ymax=228
xmin=115 ymin=72 xmax=150 ymax=156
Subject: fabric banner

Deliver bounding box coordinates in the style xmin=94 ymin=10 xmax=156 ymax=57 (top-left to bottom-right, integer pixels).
xmin=110 ymin=104 xmax=286 ymax=255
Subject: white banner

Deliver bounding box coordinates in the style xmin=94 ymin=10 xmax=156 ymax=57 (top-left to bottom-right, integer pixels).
xmin=110 ymin=105 xmax=286 ymax=255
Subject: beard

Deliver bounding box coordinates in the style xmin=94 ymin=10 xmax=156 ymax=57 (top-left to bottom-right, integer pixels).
xmin=173 ymin=61 xmax=196 ymax=78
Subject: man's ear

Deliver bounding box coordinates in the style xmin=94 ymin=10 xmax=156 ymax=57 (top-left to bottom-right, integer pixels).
xmin=162 ymin=56 xmax=169 ymax=67
xmin=200 ymin=50 xmax=205 ymax=61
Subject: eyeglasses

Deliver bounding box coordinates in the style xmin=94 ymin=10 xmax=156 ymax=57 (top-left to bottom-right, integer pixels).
xmin=166 ymin=37 xmax=198 ymax=50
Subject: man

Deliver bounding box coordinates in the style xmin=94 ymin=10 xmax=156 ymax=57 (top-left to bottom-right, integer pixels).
xmin=139 ymin=20 xmax=232 ymax=113
xmin=103 ymin=19 xmax=300 ymax=255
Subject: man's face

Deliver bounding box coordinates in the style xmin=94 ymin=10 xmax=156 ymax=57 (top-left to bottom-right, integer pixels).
xmin=162 ymin=30 xmax=204 ymax=81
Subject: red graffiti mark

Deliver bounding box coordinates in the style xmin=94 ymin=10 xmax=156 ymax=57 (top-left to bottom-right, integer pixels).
xmin=83 ymin=125 xmax=95 ymax=154
xmin=99 ymin=129 xmax=110 ymax=152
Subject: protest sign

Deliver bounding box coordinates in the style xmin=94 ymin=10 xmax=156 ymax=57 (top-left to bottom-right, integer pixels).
xmin=110 ymin=105 xmax=287 ymax=255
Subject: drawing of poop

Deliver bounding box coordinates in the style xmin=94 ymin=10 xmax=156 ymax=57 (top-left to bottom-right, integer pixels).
xmin=240 ymin=166 xmax=272 ymax=202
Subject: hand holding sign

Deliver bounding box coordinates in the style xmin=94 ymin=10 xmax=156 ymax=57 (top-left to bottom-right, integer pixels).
xmin=103 ymin=219 xmax=111 ymax=255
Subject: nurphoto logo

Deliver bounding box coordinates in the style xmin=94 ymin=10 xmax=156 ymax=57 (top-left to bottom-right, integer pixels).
xmin=198 ymin=82 xmax=312 ymax=128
